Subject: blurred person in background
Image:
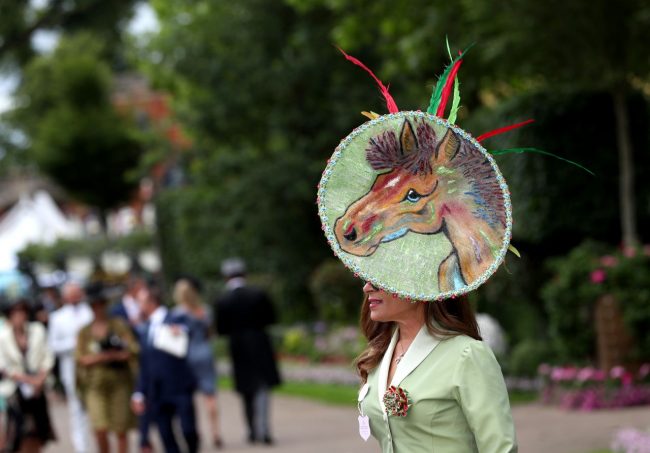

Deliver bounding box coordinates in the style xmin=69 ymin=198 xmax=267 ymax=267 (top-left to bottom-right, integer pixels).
xmin=76 ymin=287 xmax=139 ymax=453
xmin=39 ymin=287 xmax=62 ymax=314
xmin=110 ymin=274 xmax=146 ymax=331
xmin=32 ymin=285 xmax=63 ymax=327
xmin=475 ymin=313 xmax=507 ymax=357
xmin=48 ymin=282 xmax=93 ymax=453
xmin=0 ymin=298 xmax=5 ymax=450
xmin=131 ymin=282 xmax=199 ymax=453
xmin=0 ymin=298 xmax=56 ymax=452
xmin=110 ymin=274 xmax=149 ymax=452
xmin=215 ymin=258 xmax=280 ymax=445
xmin=172 ymin=277 xmax=222 ymax=448
xmin=36 ymin=287 xmax=65 ymax=396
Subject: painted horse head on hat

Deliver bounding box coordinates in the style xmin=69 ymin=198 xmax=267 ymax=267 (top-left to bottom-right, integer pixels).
xmin=334 ymin=118 xmax=507 ymax=292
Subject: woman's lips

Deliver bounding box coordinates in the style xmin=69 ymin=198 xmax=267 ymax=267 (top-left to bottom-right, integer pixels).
xmin=368 ymin=298 xmax=382 ymax=309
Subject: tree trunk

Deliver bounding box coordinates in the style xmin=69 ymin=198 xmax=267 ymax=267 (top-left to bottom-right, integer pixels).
xmin=595 ymin=294 xmax=634 ymax=371
xmin=612 ymin=89 xmax=638 ymax=248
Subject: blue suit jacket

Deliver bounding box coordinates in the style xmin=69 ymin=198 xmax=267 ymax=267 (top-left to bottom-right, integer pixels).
xmin=110 ymin=302 xmax=129 ymax=322
xmin=136 ymin=310 xmax=197 ymax=406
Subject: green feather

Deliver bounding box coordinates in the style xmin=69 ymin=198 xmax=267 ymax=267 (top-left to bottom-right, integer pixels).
xmin=444 ymin=36 xmax=462 ymax=124
xmin=427 ymin=43 xmax=474 ymax=115
xmin=489 ymin=148 xmax=595 ymax=175
xmin=447 ymin=77 xmax=461 ymax=124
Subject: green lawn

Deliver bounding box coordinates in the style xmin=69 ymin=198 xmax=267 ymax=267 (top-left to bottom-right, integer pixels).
xmin=219 ymin=377 xmax=358 ymax=405
xmin=276 ymin=381 xmax=360 ymax=406
xmin=508 ymin=390 xmax=538 ymax=405
xmin=219 ymin=377 xmax=537 ymax=407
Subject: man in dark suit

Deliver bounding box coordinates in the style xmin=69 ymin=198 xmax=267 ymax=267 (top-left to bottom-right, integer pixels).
xmin=215 ymin=258 xmax=281 ymax=445
xmin=111 ymin=274 xmax=146 ymax=329
xmin=131 ymin=284 xmax=198 ymax=453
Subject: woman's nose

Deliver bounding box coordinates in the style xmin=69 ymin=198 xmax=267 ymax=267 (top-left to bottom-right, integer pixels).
xmin=362 ymin=281 xmax=376 ymax=293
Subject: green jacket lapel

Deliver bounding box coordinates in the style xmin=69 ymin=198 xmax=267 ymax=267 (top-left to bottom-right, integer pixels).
xmin=390 ymin=325 xmax=441 ymax=387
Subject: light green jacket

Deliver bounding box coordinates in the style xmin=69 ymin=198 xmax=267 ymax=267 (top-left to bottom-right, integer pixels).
xmin=359 ymin=326 xmax=517 ymax=453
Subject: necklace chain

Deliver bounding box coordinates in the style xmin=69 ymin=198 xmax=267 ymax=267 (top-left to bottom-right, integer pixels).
xmin=394 ymin=341 xmax=407 ymax=364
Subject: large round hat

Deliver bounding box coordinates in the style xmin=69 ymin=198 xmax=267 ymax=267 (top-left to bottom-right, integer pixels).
xmin=317 ymin=47 xmax=527 ymax=302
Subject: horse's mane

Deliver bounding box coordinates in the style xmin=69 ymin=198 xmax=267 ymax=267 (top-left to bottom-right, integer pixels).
xmin=452 ymin=139 xmax=507 ymax=229
xmin=365 ymin=119 xmax=506 ymax=229
xmin=366 ymin=121 xmax=438 ymax=175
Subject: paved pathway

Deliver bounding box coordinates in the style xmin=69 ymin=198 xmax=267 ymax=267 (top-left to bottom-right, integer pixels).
xmin=512 ymin=403 xmax=650 ymax=453
xmin=43 ymin=391 xmax=650 ymax=453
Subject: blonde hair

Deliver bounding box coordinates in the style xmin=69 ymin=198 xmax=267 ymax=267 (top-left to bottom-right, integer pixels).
xmin=173 ymin=279 xmax=202 ymax=309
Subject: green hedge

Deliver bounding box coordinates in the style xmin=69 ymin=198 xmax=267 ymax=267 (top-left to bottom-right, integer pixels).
xmin=541 ymin=241 xmax=650 ymax=363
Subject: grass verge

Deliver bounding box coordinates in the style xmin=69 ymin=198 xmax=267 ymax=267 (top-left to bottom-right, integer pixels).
xmin=508 ymin=390 xmax=538 ymax=405
xmin=219 ymin=377 xmax=357 ymax=406
xmin=219 ymin=377 xmax=538 ymax=407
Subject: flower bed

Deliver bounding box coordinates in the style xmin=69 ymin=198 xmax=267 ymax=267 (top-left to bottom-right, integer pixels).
xmin=612 ymin=428 xmax=650 ymax=453
xmin=539 ymin=363 xmax=650 ymax=410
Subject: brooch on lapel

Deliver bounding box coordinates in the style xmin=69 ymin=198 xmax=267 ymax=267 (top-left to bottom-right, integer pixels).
xmin=383 ymin=386 xmax=411 ymax=417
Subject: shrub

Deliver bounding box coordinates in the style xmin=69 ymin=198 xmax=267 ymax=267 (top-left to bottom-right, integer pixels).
xmin=309 ymin=259 xmax=363 ymax=325
xmin=541 ymin=241 xmax=650 ymax=363
xmin=508 ymin=339 xmax=553 ymax=377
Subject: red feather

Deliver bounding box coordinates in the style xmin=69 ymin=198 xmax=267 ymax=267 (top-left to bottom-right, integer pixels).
xmin=476 ymin=119 xmax=535 ymax=142
xmin=338 ymin=47 xmax=399 ymax=114
xmin=435 ymin=58 xmax=463 ymax=117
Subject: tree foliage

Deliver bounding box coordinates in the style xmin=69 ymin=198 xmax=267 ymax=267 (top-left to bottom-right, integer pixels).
xmin=0 ymin=0 xmax=138 ymax=68
xmin=143 ymin=0 xmax=398 ymax=320
xmin=7 ymin=34 xmax=143 ymax=215
xmin=140 ymin=0 xmax=650 ymax=325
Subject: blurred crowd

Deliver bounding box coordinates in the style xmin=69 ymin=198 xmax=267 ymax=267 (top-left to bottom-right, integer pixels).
xmin=0 ymin=258 xmax=280 ymax=453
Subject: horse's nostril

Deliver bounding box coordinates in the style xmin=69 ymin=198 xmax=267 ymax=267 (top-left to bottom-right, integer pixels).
xmin=344 ymin=227 xmax=357 ymax=242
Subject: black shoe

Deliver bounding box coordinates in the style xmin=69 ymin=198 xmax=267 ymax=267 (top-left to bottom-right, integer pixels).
xmin=262 ymin=435 xmax=274 ymax=446
xmin=214 ymin=438 xmax=224 ymax=449
xmin=247 ymin=433 xmax=256 ymax=444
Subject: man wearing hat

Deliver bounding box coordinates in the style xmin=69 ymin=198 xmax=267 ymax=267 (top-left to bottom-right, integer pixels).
xmin=215 ymin=258 xmax=281 ymax=445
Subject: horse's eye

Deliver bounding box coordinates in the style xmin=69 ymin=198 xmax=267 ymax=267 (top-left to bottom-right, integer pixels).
xmin=403 ymin=189 xmax=422 ymax=203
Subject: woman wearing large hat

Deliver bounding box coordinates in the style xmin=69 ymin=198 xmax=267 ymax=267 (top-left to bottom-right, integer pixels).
xmin=317 ymin=47 xmax=520 ymax=452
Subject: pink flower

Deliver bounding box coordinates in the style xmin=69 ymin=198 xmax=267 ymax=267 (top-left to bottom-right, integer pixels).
xmin=551 ymin=366 xmax=578 ymax=382
xmin=623 ymin=246 xmax=636 ymax=258
xmin=643 ymin=245 xmax=650 ymax=257
xmin=599 ymin=255 xmax=619 ymax=267
xmin=551 ymin=367 xmax=565 ymax=382
xmin=639 ymin=363 xmax=650 ymax=379
xmin=563 ymin=366 xmax=578 ymax=380
xmin=612 ymin=428 xmax=650 ymax=452
xmin=577 ymin=367 xmax=595 ymax=382
xmin=579 ymin=389 xmax=601 ymax=411
xmin=610 ymin=366 xmax=626 ymax=379
xmin=593 ymin=370 xmax=606 ymax=382
xmin=590 ymin=269 xmax=607 ymax=284
xmin=538 ymin=363 xmax=551 ymax=376
xmin=622 ymin=372 xmax=634 ymax=387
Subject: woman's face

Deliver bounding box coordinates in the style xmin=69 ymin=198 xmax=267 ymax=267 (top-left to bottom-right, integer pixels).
xmin=9 ymin=305 xmax=28 ymax=328
xmin=362 ymin=282 xmax=423 ymax=323
xmin=90 ymin=301 xmax=107 ymax=318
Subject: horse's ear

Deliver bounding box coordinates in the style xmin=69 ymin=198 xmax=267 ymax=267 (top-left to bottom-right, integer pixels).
xmin=434 ymin=129 xmax=460 ymax=163
xmin=399 ymin=120 xmax=418 ymax=156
